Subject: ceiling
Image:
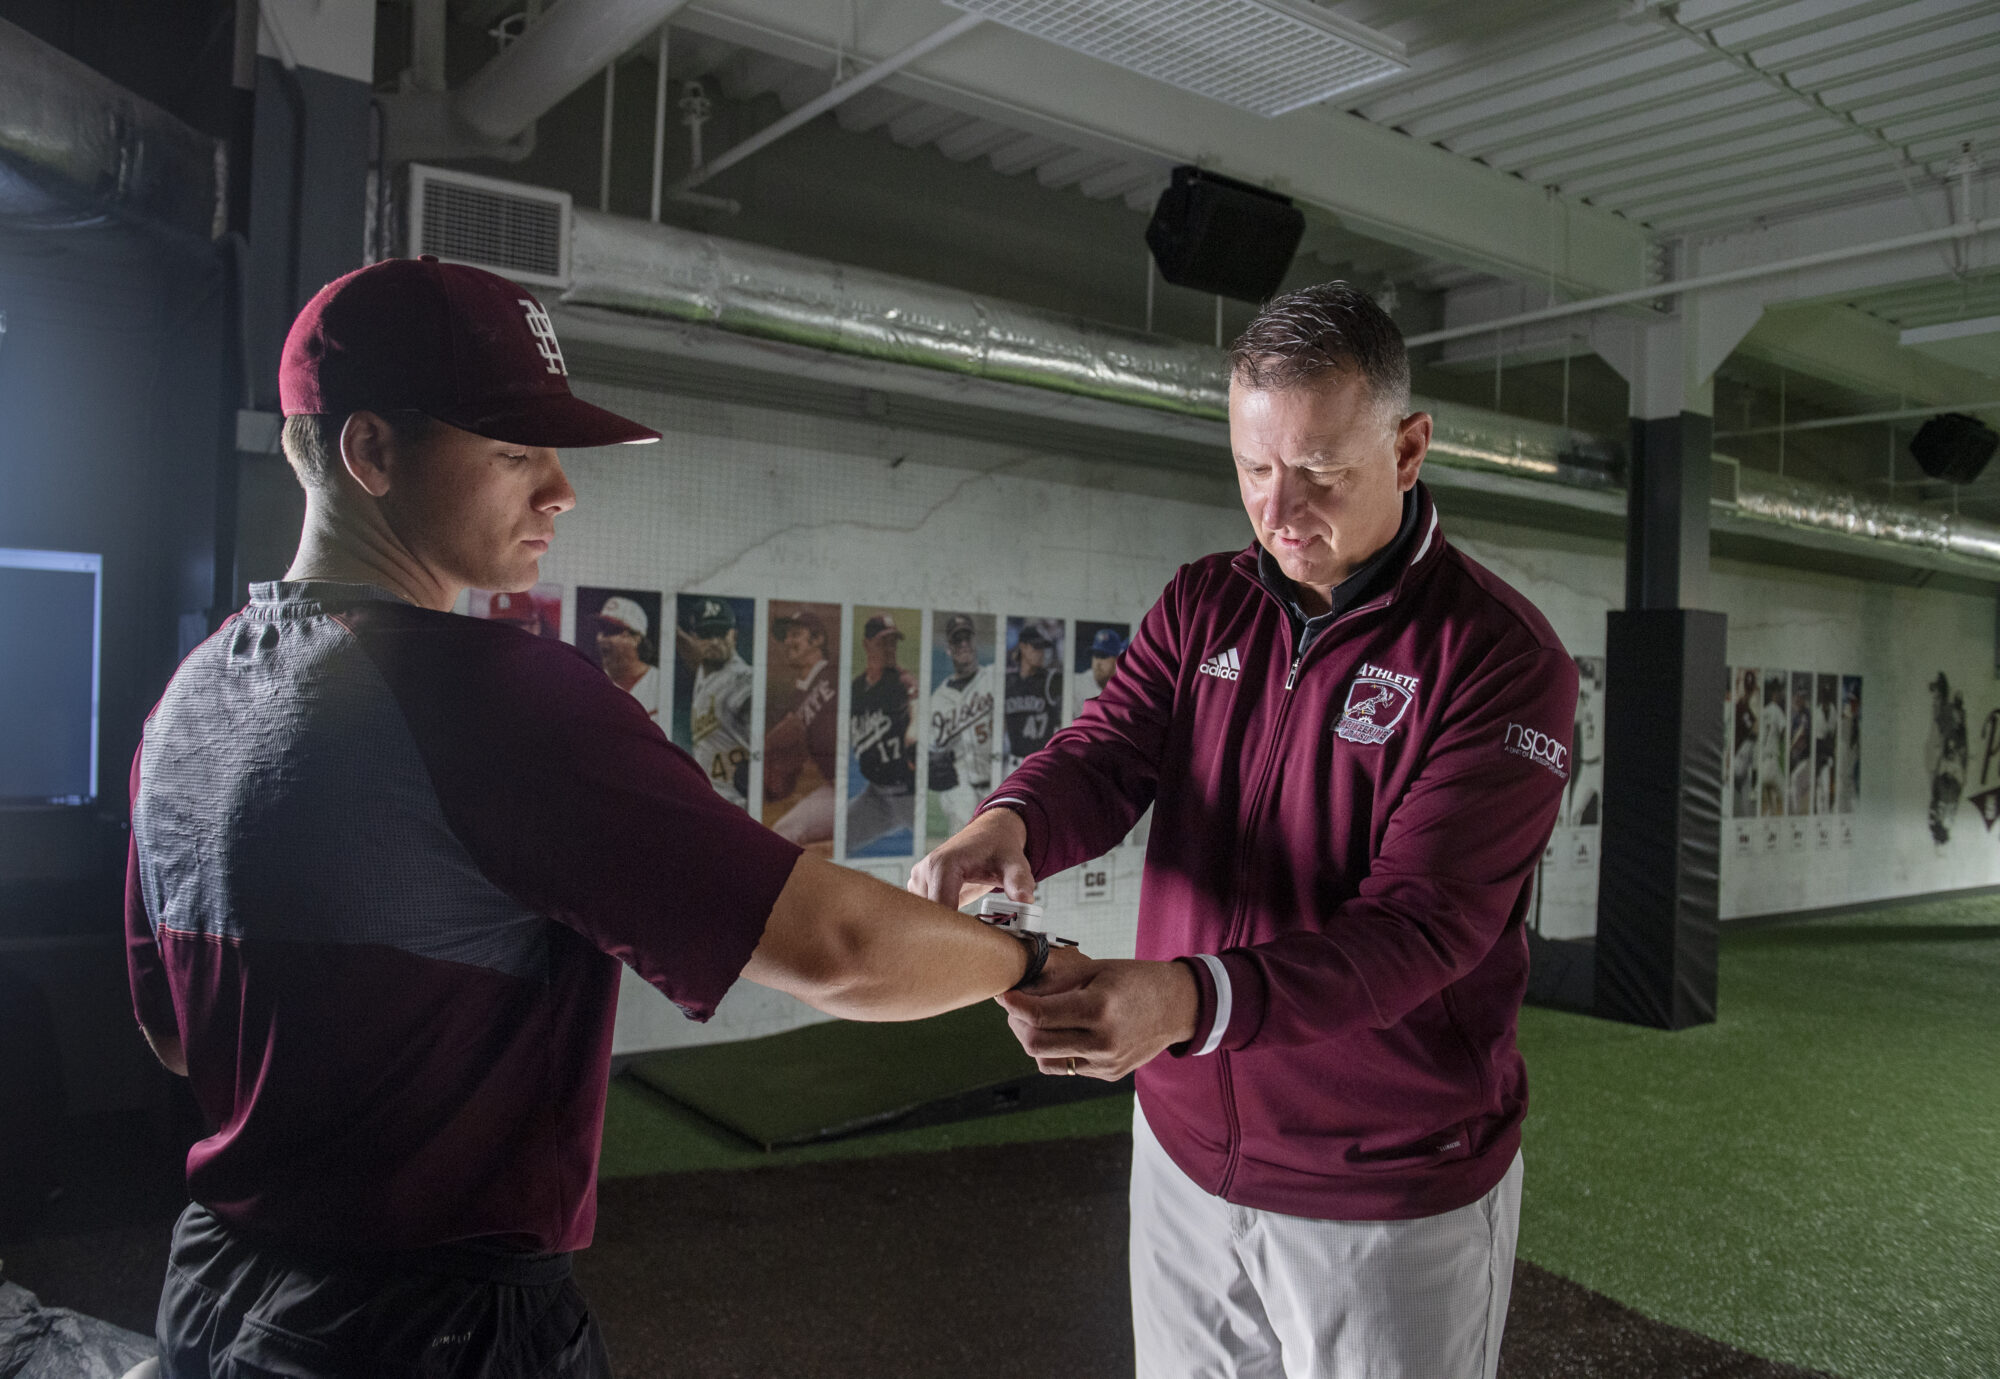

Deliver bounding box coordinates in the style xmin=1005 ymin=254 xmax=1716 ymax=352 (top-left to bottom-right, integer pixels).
xmin=1334 ymin=0 xmax=1999 ymax=238
xmin=439 ymin=0 xmax=2000 ymax=509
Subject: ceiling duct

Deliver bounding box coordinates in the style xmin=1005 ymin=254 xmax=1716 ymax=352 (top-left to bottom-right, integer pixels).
xmin=0 ymin=17 xmax=220 ymax=238
xmin=941 ymin=0 xmax=1406 ymax=116
xmin=553 ymin=207 xmax=2000 ymax=583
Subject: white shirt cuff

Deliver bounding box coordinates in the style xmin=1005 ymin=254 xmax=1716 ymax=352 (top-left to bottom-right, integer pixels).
xmin=1190 ymin=953 xmax=1231 ymax=1057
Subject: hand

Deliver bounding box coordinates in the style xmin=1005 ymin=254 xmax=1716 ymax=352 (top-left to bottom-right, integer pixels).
xmin=996 ymin=958 xmax=1198 ymax=1081
xmin=909 ymin=806 xmax=1034 ymax=909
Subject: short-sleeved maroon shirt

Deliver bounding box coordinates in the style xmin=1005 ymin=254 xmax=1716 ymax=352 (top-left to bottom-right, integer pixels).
xmin=126 ymin=582 xmax=801 ymax=1253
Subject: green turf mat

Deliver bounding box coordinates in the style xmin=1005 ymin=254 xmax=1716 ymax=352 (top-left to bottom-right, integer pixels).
xmin=600 ymin=1074 xmax=1135 ymax=1178
xmin=1517 ymin=894 xmax=2000 ymax=1379
xmin=624 ymin=1002 xmax=1117 ymax=1149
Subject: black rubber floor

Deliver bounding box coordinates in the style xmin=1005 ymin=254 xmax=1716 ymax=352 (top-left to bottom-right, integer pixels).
xmin=1 ymin=1134 xmax=1837 ymax=1378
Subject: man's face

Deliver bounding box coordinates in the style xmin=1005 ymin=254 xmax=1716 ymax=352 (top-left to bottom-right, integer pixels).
xmin=948 ymin=632 xmax=978 ymax=675
xmin=865 ymin=630 xmax=900 ymax=673
xmin=596 ymin=622 xmax=641 ymax=676
xmin=781 ymin=624 xmax=824 ymax=673
xmin=373 ymin=418 xmax=576 ymax=594
xmin=693 ymin=627 xmax=735 ymax=669
xmin=1091 ymin=653 xmax=1117 ymax=689
xmin=1228 ymin=371 xmax=1428 ymax=598
xmin=1017 ymin=640 xmax=1046 ymax=674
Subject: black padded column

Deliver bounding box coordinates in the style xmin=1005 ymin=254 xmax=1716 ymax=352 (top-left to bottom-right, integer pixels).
xmin=1594 ymin=612 xmax=1725 ymax=1029
xmin=1595 ymin=406 xmax=1725 ymax=1029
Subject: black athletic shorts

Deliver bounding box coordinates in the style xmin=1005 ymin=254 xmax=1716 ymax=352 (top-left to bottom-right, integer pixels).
xmin=157 ymin=1204 xmax=612 ymax=1379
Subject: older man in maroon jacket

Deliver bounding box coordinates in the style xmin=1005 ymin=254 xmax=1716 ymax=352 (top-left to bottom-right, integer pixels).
xmin=913 ymin=283 xmax=1578 ymax=1379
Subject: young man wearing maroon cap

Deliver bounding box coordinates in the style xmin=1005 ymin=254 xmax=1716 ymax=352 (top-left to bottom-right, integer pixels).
xmin=125 ymin=257 xmax=1078 ymax=1378
xmin=913 ymin=284 xmax=1579 ymax=1379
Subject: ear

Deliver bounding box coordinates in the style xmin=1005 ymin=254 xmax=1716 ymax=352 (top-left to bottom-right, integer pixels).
xmin=339 ymin=411 xmax=399 ymax=499
xmin=1394 ymin=410 xmax=1431 ymax=489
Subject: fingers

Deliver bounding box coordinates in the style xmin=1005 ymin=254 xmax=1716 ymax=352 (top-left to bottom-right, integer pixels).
xmin=1000 ymin=851 xmax=1037 ymax=903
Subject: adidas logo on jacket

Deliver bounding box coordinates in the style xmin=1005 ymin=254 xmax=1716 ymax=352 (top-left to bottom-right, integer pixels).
xmin=1196 ymin=648 xmax=1241 ymax=681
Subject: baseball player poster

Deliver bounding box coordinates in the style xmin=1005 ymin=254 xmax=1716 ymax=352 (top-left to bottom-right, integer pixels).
xmin=469 ymin=583 xmax=563 ymax=640
xmin=1072 ymin=620 xmax=1130 ymax=715
xmin=1002 ymin=617 xmax=1066 ymax=777
xmin=926 ymin=611 xmax=998 ymax=849
xmin=1757 ymin=669 xmax=1788 ymax=852
xmin=844 ymin=606 xmax=921 ymax=860
xmin=1561 ymin=654 xmax=1603 ymax=830
xmin=1729 ymin=666 xmax=1759 ymax=819
xmin=1787 ymin=670 xmax=1814 ymax=818
xmin=763 ymin=599 xmax=842 ymax=856
xmin=1813 ymin=672 xmax=1839 ymax=815
xmin=671 ymin=593 xmax=755 ymax=810
xmin=1838 ymin=675 xmax=1862 ymax=815
xmin=575 ymin=587 xmax=663 ymax=723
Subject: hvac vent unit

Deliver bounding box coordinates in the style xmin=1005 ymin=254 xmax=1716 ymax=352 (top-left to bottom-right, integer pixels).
xmin=1710 ymin=453 xmax=1739 ymax=507
xmin=943 ymin=0 xmax=1407 ymax=116
xmin=406 ymin=165 xmax=570 ymax=288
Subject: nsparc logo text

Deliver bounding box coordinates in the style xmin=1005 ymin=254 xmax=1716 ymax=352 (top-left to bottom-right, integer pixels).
xmin=1503 ymin=722 xmax=1569 ymax=778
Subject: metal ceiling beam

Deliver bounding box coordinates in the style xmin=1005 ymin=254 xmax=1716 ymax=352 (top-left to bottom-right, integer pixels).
xmin=1636 ymin=3 xmax=1959 ymax=182
xmin=1407 ymin=202 xmax=2000 ymax=350
xmin=1735 ymin=303 xmax=1998 ymax=409
xmin=1715 ymin=398 xmax=2000 ymax=439
xmin=675 ymin=11 xmax=983 ymax=192
xmin=674 ymin=0 xmax=1655 ymax=297
xmin=455 ymin=0 xmax=695 ymax=143
xmin=1458 ymin=73 xmax=1774 ymax=165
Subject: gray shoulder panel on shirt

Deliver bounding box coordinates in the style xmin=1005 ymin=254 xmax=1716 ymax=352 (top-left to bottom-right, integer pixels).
xmin=133 ymin=607 xmax=550 ymax=981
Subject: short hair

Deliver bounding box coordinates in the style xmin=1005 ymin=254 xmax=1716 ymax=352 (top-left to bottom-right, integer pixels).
xmin=280 ymin=410 xmax=434 ymax=490
xmin=1227 ymin=282 xmax=1410 ymax=413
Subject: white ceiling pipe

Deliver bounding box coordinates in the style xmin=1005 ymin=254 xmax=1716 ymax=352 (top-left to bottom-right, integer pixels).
xmin=455 ymin=0 xmax=693 ymax=144
xmin=1407 ymin=214 xmax=2000 ymax=350
xmin=675 ymin=12 xmax=984 ymax=192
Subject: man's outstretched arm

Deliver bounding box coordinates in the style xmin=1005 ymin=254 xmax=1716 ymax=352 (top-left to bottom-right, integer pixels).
xmin=747 ymin=851 xmax=1083 ymax=1021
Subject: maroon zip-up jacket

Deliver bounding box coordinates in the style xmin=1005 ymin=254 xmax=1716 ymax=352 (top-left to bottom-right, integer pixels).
xmin=987 ymin=484 xmax=1577 ymax=1221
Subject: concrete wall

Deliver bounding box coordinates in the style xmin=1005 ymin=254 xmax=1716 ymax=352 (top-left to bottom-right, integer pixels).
xmin=460 ymin=377 xmax=2000 ymax=1054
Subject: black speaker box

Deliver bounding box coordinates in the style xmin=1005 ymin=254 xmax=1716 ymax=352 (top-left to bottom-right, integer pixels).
xmin=1145 ymin=166 xmax=1305 ymax=304
xmin=1910 ymin=412 xmax=1998 ymax=485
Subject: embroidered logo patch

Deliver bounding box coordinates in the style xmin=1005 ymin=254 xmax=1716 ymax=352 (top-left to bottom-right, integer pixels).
xmin=1503 ymin=722 xmax=1569 ymax=778
xmin=520 ymin=297 xmax=568 ymax=375
xmin=1335 ymin=663 xmax=1417 ymax=745
xmin=1197 ymin=647 xmax=1242 ymax=682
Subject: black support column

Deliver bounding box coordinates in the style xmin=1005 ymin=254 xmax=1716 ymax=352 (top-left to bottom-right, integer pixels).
xmin=1595 ymin=412 xmax=1726 ymax=1029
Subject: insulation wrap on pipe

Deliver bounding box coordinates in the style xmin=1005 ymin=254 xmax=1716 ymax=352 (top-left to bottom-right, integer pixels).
xmin=1731 ymin=467 xmax=2000 ymax=568
xmin=564 ymin=210 xmax=2000 ymax=578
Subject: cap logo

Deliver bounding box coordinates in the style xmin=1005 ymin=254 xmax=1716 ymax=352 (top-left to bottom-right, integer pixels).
xmin=519 ymin=298 xmax=567 ymax=376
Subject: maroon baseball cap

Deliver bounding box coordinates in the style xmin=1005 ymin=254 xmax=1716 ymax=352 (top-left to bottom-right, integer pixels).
xmin=279 ymin=256 xmax=660 ymax=448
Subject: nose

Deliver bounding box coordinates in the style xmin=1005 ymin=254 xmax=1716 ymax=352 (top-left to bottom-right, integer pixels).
xmin=536 ymin=452 xmax=578 ymax=515
xmin=1259 ymin=464 xmax=1304 ymax=531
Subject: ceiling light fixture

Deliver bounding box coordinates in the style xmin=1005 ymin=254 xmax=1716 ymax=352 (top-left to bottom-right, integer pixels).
xmin=942 ymin=0 xmax=1407 ymax=117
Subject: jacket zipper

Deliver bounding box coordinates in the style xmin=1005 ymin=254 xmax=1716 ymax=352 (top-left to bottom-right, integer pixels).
xmin=1212 ymin=574 xmax=1399 ymax=1197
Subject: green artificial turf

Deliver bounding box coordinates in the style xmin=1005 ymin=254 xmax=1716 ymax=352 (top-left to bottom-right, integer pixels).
xmin=599 ymin=893 xmax=1998 ymax=1378
xmin=1516 ymin=895 xmax=2000 ymax=1379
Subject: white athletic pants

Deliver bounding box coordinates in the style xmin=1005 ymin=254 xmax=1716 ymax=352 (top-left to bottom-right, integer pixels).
xmin=1129 ymin=1104 xmax=1521 ymax=1379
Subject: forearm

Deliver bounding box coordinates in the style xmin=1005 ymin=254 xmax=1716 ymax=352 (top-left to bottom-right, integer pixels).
xmin=744 ymin=854 xmax=1035 ymax=1020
